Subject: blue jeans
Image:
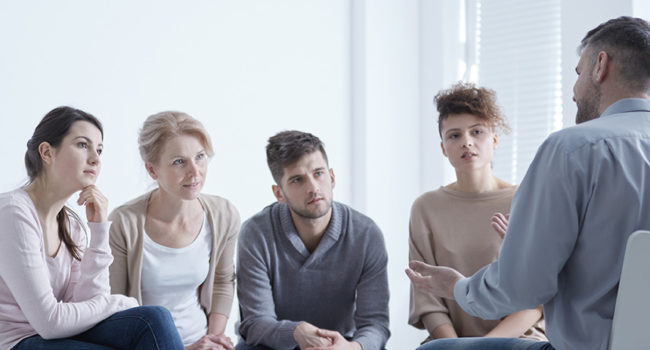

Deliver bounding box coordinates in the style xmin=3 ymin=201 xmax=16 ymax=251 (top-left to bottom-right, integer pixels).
xmin=417 ymin=338 xmax=555 ymax=350
xmin=13 ymin=306 xmax=184 ymax=350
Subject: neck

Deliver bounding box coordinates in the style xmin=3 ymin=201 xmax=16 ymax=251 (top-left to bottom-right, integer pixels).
xmin=452 ymin=167 xmax=504 ymax=193
xmin=24 ymin=178 xmax=71 ymax=224
xmin=290 ymin=207 xmax=332 ymax=252
xmin=599 ymin=82 xmax=650 ymax=115
xmin=148 ymin=188 xmax=201 ymax=223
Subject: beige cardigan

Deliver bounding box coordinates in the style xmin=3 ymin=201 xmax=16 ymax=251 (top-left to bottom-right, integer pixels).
xmin=108 ymin=190 xmax=240 ymax=317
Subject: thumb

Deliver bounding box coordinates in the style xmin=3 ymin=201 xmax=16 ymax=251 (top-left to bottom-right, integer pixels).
xmin=316 ymin=328 xmax=338 ymax=339
xmin=409 ymin=260 xmax=430 ymax=272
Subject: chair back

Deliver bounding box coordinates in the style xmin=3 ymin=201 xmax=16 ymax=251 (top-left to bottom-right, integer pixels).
xmin=609 ymin=230 xmax=650 ymax=350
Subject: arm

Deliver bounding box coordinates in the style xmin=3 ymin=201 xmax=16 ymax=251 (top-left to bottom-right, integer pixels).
xmin=455 ymin=137 xmax=582 ymax=319
xmin=408 ymin=207 xmax=457 ymax=339
xmin=0 ymin=203 xmax=136 ymax=340
xmin=208 ymin=201 xmax=240 ymax=317
xmin=485 ymin=306 xmax=543 ymax=338
xmin=108 ymin=210 xmax=129 ymax=296
xmin=350 ymin=224 xmax=390 ymax=350
xmin=236 ymin=221 xmax=302 ymax=350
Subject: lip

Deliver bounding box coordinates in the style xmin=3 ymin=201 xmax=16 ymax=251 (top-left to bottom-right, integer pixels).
xmin=308 ymin=197 xmax=323 ymax=205
xmin=83 ymin=170 xmax=97 ymax=176
xmin=183 ymin=182 xmax=201 ymax=189
xmin=461 ymin=151 xmax=477 ymax=159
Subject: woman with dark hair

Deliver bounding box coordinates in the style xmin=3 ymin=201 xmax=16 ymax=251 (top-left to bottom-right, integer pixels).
xmin=408 ymin=83 xmax=545 ymax=344
xmin=0 ymin=106 xmax=184 ymax=349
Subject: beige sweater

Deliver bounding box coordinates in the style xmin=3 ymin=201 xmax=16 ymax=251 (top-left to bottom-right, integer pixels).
xmin=408 ymin=186 xmax=545 ymax=341
xmin=108 ymin=190 xmax=240 ymax=317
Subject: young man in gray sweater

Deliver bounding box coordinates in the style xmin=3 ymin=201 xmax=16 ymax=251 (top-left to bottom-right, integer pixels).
xmin=236 ymin=130 xmax=390 ymax=350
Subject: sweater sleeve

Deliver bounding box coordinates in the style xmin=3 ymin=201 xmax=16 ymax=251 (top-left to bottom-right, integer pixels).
xmin=351 ymin=223 xmax=390 ymax=350
xmin=209 ymin=201 xmax=240 ymax=316
xmin=0 ymin=204 xmax=134 ymax=340
xmin=408 ymin=201 xmax=453 ymax=333
xmin=236 ymin=220 xmax=300 ymax=350
xmin=108 ymin=210 xmax=129 ymax=296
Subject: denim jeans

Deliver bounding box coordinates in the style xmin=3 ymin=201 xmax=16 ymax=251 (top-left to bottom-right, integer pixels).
xmin=13 ymin=306 xmax=184 ymax=350
xmin=416 ymin=337 xmax=555 ymax=350
xmin=235 ymin=340 xmax=292 ymax=350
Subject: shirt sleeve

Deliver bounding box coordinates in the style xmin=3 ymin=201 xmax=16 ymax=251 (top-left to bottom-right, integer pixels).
xmin=236 ymin=220 xmax=300 ymax=350
xmin=352 ymin=223 xmax=390 ymax=350
xmin=408 ymin=203 xmax=453 ymax=332
xmin=454 ymin=136 xmax=583 ymax=319
xmin=209 ymin=201 xmax=240 ymax=316
xmin=0 ymin=205 xmax=130 ymax=339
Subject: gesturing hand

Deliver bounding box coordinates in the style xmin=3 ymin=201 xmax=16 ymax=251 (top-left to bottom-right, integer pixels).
xmin=77 ymin=185 xmax=108 ymax=223
xmin=304 ymin=329 xmax=361 ymax=350
xmin=405 ymin=260 xmax=465 ymax=300
xmin=294 ymin=322 xmax=332 ymax=349
xmin=491 ymin=212 xmax=510 ymax=239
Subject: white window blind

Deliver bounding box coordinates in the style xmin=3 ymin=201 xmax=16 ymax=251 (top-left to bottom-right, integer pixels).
xmin=473 ymin=0 xmax=563 ymax=184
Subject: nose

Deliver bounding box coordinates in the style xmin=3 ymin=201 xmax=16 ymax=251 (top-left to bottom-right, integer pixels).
xmin=462 ymin=135 xmax=472 ymax=148
xmin=88 ymin=150 xmax=100 ymax=166
xmin=187 ymin=160 xmax=201 ymax=177
xmin=306 ymin=176 xmax=320 ymax=194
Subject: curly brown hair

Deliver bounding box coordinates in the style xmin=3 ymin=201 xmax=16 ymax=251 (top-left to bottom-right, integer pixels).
xmin=434 ymin=82 xmax=510 ymax=137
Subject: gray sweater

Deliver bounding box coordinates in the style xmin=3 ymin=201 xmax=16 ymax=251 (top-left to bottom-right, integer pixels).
xmin=237 ymin=201 xmax=390 ymax=350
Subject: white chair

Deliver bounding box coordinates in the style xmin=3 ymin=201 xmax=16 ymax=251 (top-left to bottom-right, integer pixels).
xmin=608 ymin=230 xmax=650 ymax=350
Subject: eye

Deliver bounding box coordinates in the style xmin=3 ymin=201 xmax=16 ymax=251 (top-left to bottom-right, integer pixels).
xmin=290 ymin=177 xmax=301 ymax=184
xmin=196 ymin=153 xmax=205 ymax=161
xmin=314 ymin=170 xmax=324 ymax=177
xmin=472 ymin=129 xmax=483 ymax=135
xmin=97 ymin=148 xmax=103 ymax=156
xmin=449 ymin=133 xmax=459 ymax=139
xmin=173 ymin=159 xmax=184 ymax=166
xmin=77 ymin=141 xmax=88 ymax=149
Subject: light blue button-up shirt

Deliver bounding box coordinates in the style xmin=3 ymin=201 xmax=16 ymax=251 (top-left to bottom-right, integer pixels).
xmin=454 ymin=98 xmax=650 ymax=350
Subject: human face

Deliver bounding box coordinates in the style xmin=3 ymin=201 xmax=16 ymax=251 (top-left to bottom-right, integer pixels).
xmin=440 ymin=113 xmax=497 ymax=172
xmin=272 ymin=151 xmax=335 ymax=220
xmin=49 ymin=121 xmax=103 ymax=192
xmin=147 ymin=134 xmax=208 ymax=201
xmin=573 ymin=48 xmax=602 ymax=124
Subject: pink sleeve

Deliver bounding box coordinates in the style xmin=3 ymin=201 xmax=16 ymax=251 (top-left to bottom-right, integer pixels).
xmin=65 ymin=221 xmax=113 ymax=302
xmin=0 ymin=204 xmax=129 ymax=339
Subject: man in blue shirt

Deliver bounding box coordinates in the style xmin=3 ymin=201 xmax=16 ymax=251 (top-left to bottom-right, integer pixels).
xmin=407 ymin=16 xmax=650 ymax=350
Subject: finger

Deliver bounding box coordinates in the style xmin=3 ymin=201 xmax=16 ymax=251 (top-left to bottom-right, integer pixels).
xmin=409 ymin=260 xmax=433 ymax=272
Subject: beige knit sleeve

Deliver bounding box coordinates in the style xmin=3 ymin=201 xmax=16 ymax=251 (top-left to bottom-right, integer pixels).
xmin=408 ymin=200 xmax=453 ymax=333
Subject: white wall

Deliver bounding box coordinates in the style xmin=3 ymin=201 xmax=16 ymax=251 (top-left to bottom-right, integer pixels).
xmin=0 ymin=1 xmax=645 ymax=348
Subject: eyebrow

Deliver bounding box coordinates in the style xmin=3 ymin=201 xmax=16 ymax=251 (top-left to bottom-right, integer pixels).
xmin=444 ymin=123 xmax=485 ymax=135
xmin=74 ymin=136 xmax=103 ymax=148
xmin=286 ymin=167 xmax=327 ymax=182
xmin=168 ymin=149 xmax=206 ymax=160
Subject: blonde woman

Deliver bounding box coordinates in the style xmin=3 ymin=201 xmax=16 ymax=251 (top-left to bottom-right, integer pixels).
xmin=408 ymin=83 xmax=545 ymax=343
xmin=109 ymin=111 xmax=240 ymax=350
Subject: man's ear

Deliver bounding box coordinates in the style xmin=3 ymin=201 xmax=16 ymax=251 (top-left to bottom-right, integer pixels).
xmin=272 ymin=184 xmax=285 ymax=203
xmin=440 ymin=141 xmax=448 ymax=158
xmin=329 ymin=168 xmax=336 ymax=189
xmin=593 ymin=51 xmax=610 ymax=83
xmin=38 ymin=142 xmax=54 ymax=165
xmin=145 ymin=162 xmax=158 ymax=180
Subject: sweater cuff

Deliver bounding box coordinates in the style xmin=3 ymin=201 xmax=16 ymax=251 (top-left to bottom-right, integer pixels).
xmin=421 ymin=312 xmax=453 ymax=334
xmin=278 ymin=321 xmax=300 ymax=349
xmin=87 ymin=221 xmax=112 ymax=249
xmin=453 ymin=277 xmax=472 ymax=315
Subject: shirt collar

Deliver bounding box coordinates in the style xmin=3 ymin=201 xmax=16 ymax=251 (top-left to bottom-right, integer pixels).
xmin=601 ymin=98 xmax=650 ymax=118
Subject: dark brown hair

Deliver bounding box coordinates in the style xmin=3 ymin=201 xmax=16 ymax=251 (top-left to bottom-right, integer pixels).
xmin=25 ymin=106 xmax=103 ymax=260
xmin=266 ymin=130 xmax=328 ymax=184
xmin=579 ymin=16 xmax=650 ymax=92
xmin=434 ymin=82 xmax=510 ymax=137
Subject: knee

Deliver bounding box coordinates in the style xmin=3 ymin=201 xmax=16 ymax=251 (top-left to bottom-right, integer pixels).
xmin=133 ymin=305 xmax=175 ymax=328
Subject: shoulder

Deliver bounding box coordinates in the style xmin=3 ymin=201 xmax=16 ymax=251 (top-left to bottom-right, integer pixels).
xmin=199 ymin=193 xmax=240 ymax=219
xmin=108 ymin=191 xmax=152 ymax=222
xmin=239 ymin=203 xmax=276 ymax=241
xmin=336 ymin=202 xmax=383 ymax=238
xmin=0 ymin=189 xmax=36 ymax=220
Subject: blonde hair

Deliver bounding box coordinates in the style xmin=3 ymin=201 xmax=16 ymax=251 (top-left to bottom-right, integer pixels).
xmin=138 ymin=111 xmax=214 ymax=164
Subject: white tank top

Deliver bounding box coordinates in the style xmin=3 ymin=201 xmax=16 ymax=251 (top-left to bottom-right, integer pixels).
xmin=141 ymin=214 xmax=212 ymax=346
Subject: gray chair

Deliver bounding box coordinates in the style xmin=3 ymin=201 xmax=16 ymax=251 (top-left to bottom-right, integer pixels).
xmin=609 ymin=230 xmax=650 ymax=350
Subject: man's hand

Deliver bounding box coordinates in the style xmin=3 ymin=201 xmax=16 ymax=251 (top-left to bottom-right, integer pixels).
xmin=304 ymin=329 xmax=361 ymax=350
xmin=294 ymin=322 xmax=332 ymax=349
xmin=405 ymin=260 xmax=464 ymax=300
xmin=491 ymin=212 xmax=509 ymax=239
